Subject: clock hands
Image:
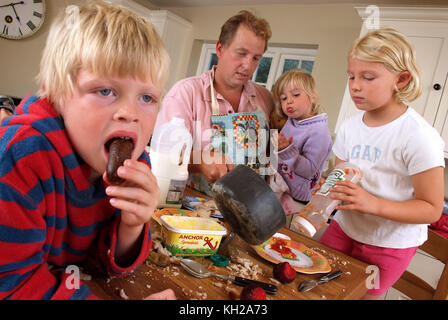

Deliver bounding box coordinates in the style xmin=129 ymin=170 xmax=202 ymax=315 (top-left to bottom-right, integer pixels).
xmin=11 ymin=4 xmax=21 ymax=24
xmin=0 ymin=2 xmax=25 ymax=25
xmin=0 ymin=1 xmax=25 ymax=9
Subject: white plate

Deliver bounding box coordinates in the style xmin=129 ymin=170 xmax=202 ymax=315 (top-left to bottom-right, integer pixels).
xmin=264 ymin=244 xmax=313 ymax=268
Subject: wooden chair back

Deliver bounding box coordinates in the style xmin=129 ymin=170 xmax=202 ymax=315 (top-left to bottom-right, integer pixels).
xmin=393 ymin=229 xmax=448 ymax=300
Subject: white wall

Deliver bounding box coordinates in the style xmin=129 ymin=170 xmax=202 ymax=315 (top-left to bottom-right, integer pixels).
xmin=0 ymin=0 xmax=83 ymax=99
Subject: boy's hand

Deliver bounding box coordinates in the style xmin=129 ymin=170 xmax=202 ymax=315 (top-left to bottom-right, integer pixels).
xmin=330 ymin=180 xmax=379 ymax=215
xmin=105 ymin=159 xmax=159 ymax=227
xmin=104 ymin=159 xmax=159 ymax=263
xmin=144 ymin=289 xmax=176 ymax=300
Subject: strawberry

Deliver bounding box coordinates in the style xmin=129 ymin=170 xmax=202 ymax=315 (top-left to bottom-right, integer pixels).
xmin=240 ymin=284 xmax=266 ymax=300
xmin=273 ymin=262 xmax=296 ymax=283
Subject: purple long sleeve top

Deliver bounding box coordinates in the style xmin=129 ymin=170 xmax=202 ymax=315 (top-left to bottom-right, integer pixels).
xmin=277 ymin=113 xmax=332 ymax=202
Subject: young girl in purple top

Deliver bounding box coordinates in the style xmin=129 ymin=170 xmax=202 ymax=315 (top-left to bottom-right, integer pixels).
xmin=271 ymin=69 xmax=332 ymax=204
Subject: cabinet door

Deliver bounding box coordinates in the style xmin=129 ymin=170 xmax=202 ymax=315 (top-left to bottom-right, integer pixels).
xmin=377 ymin=21 xmax=448 ymax=157
xmin=436 ymin=79 xmax=448 ymax=157
xmin=389 ymin=21 xmax=448 ymax=127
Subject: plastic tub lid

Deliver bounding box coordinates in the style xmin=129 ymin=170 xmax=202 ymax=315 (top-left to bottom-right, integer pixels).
xmin=293 ymin=216 xmax=317 ymax=237
xmin=160 ymin=215 xmax=227 ymax=235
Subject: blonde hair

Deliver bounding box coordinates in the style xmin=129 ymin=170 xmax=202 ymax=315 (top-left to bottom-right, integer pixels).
xmin=348 ymin=27 xmax=421 ymax=102
xmin=37 ymin=0 xmax=170 ymax=105
xmin=271 ymin=68 xmax=322 ymax=118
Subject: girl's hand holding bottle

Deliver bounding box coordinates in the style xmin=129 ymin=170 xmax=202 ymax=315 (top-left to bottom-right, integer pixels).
xmin=291 ymin=162 xmax=362 ymax=237
xmin=330 ymin=180 xmax=380 ymax=216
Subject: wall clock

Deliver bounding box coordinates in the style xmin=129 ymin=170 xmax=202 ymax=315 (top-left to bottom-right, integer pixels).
xmin=0 ymin=0 xmax=46 ymax=40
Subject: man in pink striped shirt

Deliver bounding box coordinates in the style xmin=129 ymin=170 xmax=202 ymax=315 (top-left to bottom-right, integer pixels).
xmin=155 ymin=11 xmax=274 ymax=191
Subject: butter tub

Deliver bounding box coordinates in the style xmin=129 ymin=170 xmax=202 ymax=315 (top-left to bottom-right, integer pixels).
xmin=160 ymin=215 xmax=227 ymax=256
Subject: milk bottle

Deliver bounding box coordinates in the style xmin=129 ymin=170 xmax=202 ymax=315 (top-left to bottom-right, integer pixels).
xmin=149 ymin=118 xmax=192 ymax=208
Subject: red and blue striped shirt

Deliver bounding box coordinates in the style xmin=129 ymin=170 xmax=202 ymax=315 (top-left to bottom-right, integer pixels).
xmin=0 ymin=96 xmax=152 ymax=299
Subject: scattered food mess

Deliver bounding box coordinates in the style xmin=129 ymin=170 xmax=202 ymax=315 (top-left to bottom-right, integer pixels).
xmin=227 ymin=255 xmax=263 ymax=280
xmin=108 ymin=227 xmax=352 ymax=300
xmin=311 ymin=247 xmax=351 ymax=271
xmin=150 ymin=231 xmax=173 ymax=257
xmin=273 ymin=262 xmax=296 ymax=284
xmin=142 ymin=231 xmax=270 ymax=300
xmin=146 ymin=250 xmax=171 ymax=267
xmin=138 ymin=223 xmax=351 ymax=299
xmin=119 ymin=288 xmax=129 ymax=300
xmin=240 ymin=284 xmax=266 ymax=300
xmin=191 ymin=200 xmax=221 ymax=218
xmin=145 ymin=231 xmax=182 ymax=267
xmin=106 ymin=137 xmax=133 ymax=185
xmin=224 ymin=286 xmax=240 ymax=300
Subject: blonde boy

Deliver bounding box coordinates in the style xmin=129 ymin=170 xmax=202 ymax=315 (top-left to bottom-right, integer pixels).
xmin=0 ymin=1 xmax=174 ymax=299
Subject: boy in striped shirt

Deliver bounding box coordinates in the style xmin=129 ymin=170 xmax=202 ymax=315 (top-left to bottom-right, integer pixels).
xmin=0 ymin=1 xmax=175 ymax=300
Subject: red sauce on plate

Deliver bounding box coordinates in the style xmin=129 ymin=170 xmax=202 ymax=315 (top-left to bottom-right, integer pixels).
xmin=271 ymin=239 xmax=297 ymax=259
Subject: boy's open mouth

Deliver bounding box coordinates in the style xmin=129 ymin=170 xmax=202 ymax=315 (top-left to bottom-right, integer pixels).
xmin=105 ymin=136 xmax=135 ymax=154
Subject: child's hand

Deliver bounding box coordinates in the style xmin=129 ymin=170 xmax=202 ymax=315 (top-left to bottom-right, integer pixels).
xmin=144 ymin=289 xmax=176 ymax=300
xmin=278 ymin=132 xmax=293 ymax=151
xmin=312 ymin=177 xmax=326 ymax=195
xmin=105 ymin=159 xmax=159 ymax=226
xmin=330 ymin=180 xmax=379 ymax=215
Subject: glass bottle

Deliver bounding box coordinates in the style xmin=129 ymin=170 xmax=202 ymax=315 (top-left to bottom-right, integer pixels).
xmin=291 ymin=162 xmax=362 ymax=237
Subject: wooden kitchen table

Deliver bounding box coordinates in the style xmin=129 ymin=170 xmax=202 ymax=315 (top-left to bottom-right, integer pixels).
xmin=85 ymin=188 xmax=371 ymax=300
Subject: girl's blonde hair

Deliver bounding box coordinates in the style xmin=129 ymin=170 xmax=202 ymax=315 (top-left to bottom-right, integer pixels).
xmin=37 ymin=0 xmax=170 ymax=105
xmin=271 ymin=68 xmax=322 ymax=118
xmin=348 ymin=27 xmax=421 ymax=102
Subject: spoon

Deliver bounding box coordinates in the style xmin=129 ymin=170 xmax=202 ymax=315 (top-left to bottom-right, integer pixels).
xmin=298 ymin=270 xmax=342 ymax=292
xmin=180 ymin=258 xmax=278 ymax=294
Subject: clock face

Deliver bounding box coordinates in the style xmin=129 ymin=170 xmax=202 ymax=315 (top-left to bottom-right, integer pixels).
xmin=0 ymin=0 xmax=45 ymax=40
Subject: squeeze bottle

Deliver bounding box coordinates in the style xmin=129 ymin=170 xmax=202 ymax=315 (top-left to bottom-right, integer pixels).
xmin=291 ymin=162 xmax=362 ymax=237
xmin=149 ymin=118 xmax=192 ymax=208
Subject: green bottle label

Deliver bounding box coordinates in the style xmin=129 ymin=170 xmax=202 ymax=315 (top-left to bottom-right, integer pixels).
xmin=316 ymin=169 xmax=345 ymax=196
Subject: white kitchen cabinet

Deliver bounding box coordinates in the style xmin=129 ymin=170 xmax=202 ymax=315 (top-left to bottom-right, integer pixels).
xmin=335 ymin=7 xmax=448 ymax=157
xmin=107 ymin=0 xmax=193 ymax=91
xmin=148 ymin=10 xmax=193 ymax=90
